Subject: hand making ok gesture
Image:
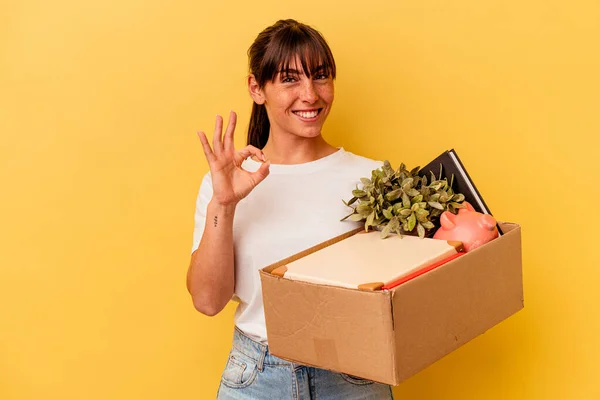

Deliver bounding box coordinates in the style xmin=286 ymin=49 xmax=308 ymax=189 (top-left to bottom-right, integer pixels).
xmin=197 ymin=111 xmax=271 ymax=207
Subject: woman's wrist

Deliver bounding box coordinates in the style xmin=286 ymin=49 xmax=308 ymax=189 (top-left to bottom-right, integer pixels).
xmin=208 ymin=199 xmax=237 ymax=216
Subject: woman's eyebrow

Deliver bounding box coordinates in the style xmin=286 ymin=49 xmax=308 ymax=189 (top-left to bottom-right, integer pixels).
xmin=279 ymin=65 xmax=327 ymax=76
xmin=278 ymin=68 xmax=301 ymax=74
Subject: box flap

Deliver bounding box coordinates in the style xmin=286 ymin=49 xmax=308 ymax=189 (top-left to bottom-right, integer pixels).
xmin=498 ymin=221 xmax=519 ymax=234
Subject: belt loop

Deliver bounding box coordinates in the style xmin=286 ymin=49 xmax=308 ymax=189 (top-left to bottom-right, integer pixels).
xmin=257 ymin=344 xmax=266 ymax=372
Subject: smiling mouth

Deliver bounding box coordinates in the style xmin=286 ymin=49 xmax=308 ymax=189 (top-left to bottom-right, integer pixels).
xmin=292 ymin=108 xmax=322 ymax=119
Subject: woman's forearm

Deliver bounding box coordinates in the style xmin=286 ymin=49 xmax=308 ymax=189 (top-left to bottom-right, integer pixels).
xmin=187 ymin=200 xmax=236 ymax=316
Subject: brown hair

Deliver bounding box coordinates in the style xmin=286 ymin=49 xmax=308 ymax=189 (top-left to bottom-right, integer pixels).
xmin=247 ymin=19 xmax=337 ymax=149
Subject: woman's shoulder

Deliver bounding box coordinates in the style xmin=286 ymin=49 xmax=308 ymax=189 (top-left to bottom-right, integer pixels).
xmin=339 ymin=148 xmax=384 ymax=171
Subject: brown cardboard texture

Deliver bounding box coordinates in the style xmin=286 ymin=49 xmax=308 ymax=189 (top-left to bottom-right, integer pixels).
xmin=259 ymin=222 xmax=523 ymax=386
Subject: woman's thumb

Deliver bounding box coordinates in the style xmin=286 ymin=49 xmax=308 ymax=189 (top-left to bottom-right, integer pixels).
xmin=252 ymin=161 xmax=271 ymax=185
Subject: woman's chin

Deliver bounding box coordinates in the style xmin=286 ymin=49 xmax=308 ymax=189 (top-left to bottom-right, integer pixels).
xmin=295 ymin=125 xmax=326 ymax=139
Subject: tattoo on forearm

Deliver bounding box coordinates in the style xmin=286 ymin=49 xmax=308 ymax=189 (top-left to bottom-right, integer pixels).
xmin=213 ymin=215 xmax=218 ymax=227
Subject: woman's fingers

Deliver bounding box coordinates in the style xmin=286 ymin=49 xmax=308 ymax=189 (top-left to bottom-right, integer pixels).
xmin=223 ymin=111 xmax=237 ymax=151
xmin=235 ymin=145 xmax=266 ymax=163
xmin=212 ymin=114 xmax=224 ymax=155
xmin=197 ymin=131 xmax=216 ymax=163
xmin=251 ymin=160 xmax=271 ymax=185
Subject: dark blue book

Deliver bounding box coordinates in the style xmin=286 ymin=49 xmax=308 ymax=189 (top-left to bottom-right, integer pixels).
xmin=418 ymin=149 xmax=504 ymax=235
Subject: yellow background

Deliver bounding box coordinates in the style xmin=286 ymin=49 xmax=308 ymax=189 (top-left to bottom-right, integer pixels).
xmin=1 ymin=0 xmax=599 ymax=399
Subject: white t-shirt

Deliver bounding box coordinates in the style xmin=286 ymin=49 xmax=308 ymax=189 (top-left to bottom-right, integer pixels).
xmin=191 ymin=148 xmax=382 ymax=343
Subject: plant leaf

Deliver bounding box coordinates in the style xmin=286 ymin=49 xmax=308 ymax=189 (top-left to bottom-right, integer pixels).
xmin=366 ymin=210 xmax=375 ymax=227
xmin=416 ymin=208 xmax=429 ymax=222
xmin=400 ymin=209 xmax=412 ymax=216
xmin=385 ymin=188 xmax=403 ymax=201
xmin=417 ymin=223 xmax=425 ymax=238
xmin=408 ymin=212 xmax=416 ymax=231
xmin=428 ymin=201 xmax=444 ymax=210
xmin=340 ymin=212 xmax=354 ymax=221
xmin=451 ymin=201 xmax=466 ymax=209
xmin=393 ymin=203 xmax=405 ymax=214
xmin=348 ymin=213 xmax=364 ymax=221
xmin=344 ymin=196 xmax=358 ymax=207
xmin=422 ymin=221 xmax=435 ymax=229
xmin=357 ymin=203 xmax=372 ymax=215
xmin=381 ymin=223 xmax=393 ymax=239
xmin=373 ymin=217 xmax=385 ymax=226
xmin=401 ymin=177 xmax=414 ymax=188
xmin=411 ymin=194 xmax=423 ymax=204
xmin=383 ymin=160 xmax=394 ymax=177
xmin=402 ymin=192 xmax=411 ymax=208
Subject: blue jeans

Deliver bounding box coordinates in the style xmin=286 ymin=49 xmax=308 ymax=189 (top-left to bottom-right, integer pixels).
xmin=216 ymin=326 xmax=394 ymax=399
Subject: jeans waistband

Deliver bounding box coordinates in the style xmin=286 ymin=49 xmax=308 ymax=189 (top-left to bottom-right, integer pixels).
xmin=232 ymin=326 xmax=294 ymax=372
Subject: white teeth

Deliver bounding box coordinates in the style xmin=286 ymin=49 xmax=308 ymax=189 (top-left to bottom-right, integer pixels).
xmin=295 ymin=110 xmax=319 ymax=119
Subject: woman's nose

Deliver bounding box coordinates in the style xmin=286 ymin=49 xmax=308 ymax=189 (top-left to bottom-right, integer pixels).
xmin=300 ymin=80 xmax=319 ymax=103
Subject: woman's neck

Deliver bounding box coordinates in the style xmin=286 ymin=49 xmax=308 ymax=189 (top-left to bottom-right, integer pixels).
xmin=258 ymin=135 xmax=338 ymax=165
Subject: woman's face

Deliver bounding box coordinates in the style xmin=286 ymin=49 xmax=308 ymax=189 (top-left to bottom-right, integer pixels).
xmin=252 ymin=56 xmax=334 ymax=141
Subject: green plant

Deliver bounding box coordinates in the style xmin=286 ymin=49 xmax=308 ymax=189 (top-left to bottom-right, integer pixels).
xmin=341 ymin=161 xmax=466 ymax=238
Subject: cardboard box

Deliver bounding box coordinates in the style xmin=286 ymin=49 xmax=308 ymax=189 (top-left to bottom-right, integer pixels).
xmin=259 ymin=222 xmax=523 ymax=385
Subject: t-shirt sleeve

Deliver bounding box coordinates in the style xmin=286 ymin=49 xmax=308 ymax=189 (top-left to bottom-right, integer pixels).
xmin=191 ymin=172 xmax=213 ymax=254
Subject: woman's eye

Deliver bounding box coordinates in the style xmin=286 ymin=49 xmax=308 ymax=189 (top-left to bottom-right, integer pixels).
xmin=315 ymin=74 xmax=329 ymax=80
xmin=282 ymin=76 xmax=296 ymax=83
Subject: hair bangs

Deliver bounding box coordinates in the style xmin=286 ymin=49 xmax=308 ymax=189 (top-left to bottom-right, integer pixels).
xmin=257 ymin=25 xmax=336 ymax=85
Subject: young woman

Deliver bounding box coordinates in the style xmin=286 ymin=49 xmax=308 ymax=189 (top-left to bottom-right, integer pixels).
xmin=188 ymin=19 xmax=394 ymax=399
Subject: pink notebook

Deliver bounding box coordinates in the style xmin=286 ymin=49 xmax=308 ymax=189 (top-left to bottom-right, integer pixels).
xmin=271 ymin=231 xmax=464 ymax=291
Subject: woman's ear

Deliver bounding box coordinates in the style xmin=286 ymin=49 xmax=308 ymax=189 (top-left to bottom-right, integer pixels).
xmin=248 ymin=74 xmax=265 ymax=105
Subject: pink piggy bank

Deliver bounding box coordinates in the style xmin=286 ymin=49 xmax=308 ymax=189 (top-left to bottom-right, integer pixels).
xmin=433 ymin=202 xmax=499 ymax=252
